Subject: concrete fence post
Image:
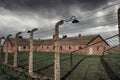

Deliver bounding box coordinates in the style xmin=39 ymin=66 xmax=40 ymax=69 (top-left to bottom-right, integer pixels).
xmin=28 ymin=28 xmax=38 ymax=76
xmin=13 ymin=32 xmax=21 ymax=67
xmin=54 ymin=20 xmax=64 ymax=80
xmin=4 ymin=34 xmax=12 ymax=64
xmin=0 ymin=37 xmax=4 ymax=59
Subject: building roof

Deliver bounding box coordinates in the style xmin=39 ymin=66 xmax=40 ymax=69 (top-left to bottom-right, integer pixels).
xmin=59 ymin=35 xmax=99 ymax=45
xmin=7 ymin=38 xmax=41 ymax=46
xmin=4 ymin=34 xmax=108 ymax=46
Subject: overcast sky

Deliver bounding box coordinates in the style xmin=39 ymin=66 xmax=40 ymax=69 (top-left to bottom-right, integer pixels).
xmin=0 ymin=0 xmax=120 ymax=39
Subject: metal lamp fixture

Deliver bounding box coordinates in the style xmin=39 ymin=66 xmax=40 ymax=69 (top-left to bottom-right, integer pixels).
xmin=27 ymin=28 xmax=38 ymax=33
xmin=64 ymin=16 xmax=79 ymax=23
xmin=16 ymin=32 xmax=22 ymax=37
xmin=1 ymin=36 xmax=5 ymax=39
xmin=72 ymin=19 xmax=79 ymax=23
xmin=7 ymin=34 xmax=12 ymax=38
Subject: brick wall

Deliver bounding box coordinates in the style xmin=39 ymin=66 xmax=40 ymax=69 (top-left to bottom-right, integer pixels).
xmin=88 ymin=37 xmax=109 ymax=55
xmin=2 ymin=36 xmax=109 ymax=55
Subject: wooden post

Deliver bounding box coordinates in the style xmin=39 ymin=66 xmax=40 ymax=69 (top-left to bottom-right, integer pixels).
xmin=4 ymin=34 xmax=11 ymax=64
xmin=13 ymin=32 xmax=21 ymax=67
xmin=28 ymin=28 xmax=37 ymax=75
xmin=54 ymin=20 xmax=64 ymax=80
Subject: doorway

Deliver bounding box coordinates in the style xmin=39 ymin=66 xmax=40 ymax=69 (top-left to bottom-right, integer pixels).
xmin=88 ymin=47 xmax=93 ymax=55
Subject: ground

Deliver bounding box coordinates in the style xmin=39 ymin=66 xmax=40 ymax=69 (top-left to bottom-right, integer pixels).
xmin=0 ymin=52 xmax=120 ymax=80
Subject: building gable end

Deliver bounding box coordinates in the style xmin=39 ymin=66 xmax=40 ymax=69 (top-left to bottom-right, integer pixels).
xmin=87 ymin=35 xmax=109 ymax=46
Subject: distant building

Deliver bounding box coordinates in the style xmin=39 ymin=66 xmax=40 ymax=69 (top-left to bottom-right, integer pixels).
xmin=3 ymin=34 xmax=109 ymax=55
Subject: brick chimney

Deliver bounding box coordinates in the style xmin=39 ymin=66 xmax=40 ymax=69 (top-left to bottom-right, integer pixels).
xmin=63 ymin=35 xmax=67 ymax=39
xmin=53 ymin=34 xmax=55 ymax=40
xmin=78 ymin=34 xmax=81 ymax=37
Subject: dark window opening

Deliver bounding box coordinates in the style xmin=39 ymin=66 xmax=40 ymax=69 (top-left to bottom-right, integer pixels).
xmin=69 ymin=46 xmax=71 ymax=50
xmin=47 ymin=46 xmax=49 ymax=49
xmin=79 ymin=46 xmax=81 ymax=50
xmin=97 ymin=47 xmax=99 ymax=51
xmin=23 ymin=46 xmax=26 ymax=49
xmin=53 ymin=46 xmax=55 ymax=49
xmin=60 ymin=46 xmax=62 ymax=50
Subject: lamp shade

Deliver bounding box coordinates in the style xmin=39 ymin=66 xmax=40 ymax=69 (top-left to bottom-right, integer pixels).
xmin=27 ymin=31 xmax=31 ymax=33
xmin=72 ymin=19 xmax=79 ymax=23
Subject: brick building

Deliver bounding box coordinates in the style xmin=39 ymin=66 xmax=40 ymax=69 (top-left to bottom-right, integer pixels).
xmin=3 ymin=34 xmax=109 ymax=55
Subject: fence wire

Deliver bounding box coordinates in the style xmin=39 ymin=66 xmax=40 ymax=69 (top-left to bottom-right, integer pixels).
xmin=0 ymin=33 xmax=120 ymax=80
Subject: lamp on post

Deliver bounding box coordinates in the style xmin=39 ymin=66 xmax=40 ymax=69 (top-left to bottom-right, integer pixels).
xmin=13 ymin=32 xmax=21 ymax=67
xmin=0 ymin=36 xmax=5 ymax=59
xmin=4 ymin=34 xmax=12 ymax=64
xmin=54 ymin=16 xmax=79 ymax=80
xmin=27 ymin=28 xmax=38 ymax=76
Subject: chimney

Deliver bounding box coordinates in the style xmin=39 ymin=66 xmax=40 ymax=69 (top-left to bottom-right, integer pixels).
xmin=78 ymin=34 xmax=81 ymax=37
xmin=63 ymin=35 xmax=67 ymax=39
xmin=53 ymin=34 xmax=55 ymax=40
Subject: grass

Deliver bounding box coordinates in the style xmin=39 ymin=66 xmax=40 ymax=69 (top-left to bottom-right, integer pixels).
xmin=0 ymin=63 xmax=31 ymax=80
xmin=0 ymin=52 xmax=120 ymax=80
xmin=103 ymin=52 xmax=120 ymax=79
xmin=64 ymin=56 xmax=110 ymax=80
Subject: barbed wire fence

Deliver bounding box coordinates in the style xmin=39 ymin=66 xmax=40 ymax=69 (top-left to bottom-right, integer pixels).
xmin=0 ymin=2 xmax=120 ymax=80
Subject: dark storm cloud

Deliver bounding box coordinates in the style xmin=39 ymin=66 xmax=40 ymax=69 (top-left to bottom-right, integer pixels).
xmin=0 ymin=0 xmax=110 ymax=21
xmin=0 ymin=26 xmax=19 ymax=36
xmin=77 ymin=0 xmax=109 ymax=10
xmin=0 ymin=0 xmax=109 ymax=10
xmin=0 ymin=0 xmax=119 ymax=39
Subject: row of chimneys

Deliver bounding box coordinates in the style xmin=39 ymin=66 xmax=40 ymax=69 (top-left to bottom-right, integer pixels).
xmin=18 ymin=34 xmax=82 ymax=40
xmin=53 ymin=34 xmax=81 ymax=39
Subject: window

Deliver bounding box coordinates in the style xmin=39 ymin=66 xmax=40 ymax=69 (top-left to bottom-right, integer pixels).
xmin=60 ymin=46 xmax=62 ymax=50
xmin=53 ymin=46 xmax=55 ymax=49
xmin=23 ymin=46 xmax=26 ymax=49
xmin=97 ymin=47 xmax=99 ymax=51
xmin=47 ymin=46 xmax=49 ymax=49
xmin=69 ymin=46 xmax=71 ymax=50
xmin=42 ymin=46 xmax=43 ymax=49
xmin=79 ymin=46 xmax=81 ymax=50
